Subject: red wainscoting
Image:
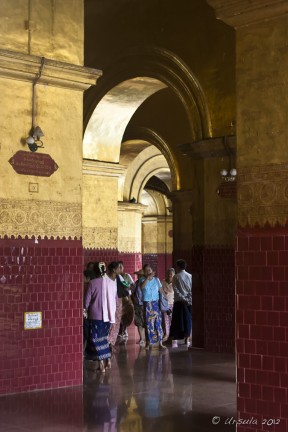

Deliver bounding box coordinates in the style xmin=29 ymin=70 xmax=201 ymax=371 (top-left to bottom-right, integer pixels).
xmin=191 ymin=246 xmax=204 ymax=348
xmin=236 ymin=227 xmax=288 ymax=432
xmin=84 ymin=249 xmax=142 ymax=281
xmin=84 ymin=248 xmax=118 ymax=268
xmin=0 ymin=237 xmax=83 ymax=395
xmin=203 ymin=246 xmax=235 ymax=353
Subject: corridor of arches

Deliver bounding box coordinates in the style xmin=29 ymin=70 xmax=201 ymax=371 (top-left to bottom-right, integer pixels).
xmin=1 ymin=1 xmax=288 ymax=432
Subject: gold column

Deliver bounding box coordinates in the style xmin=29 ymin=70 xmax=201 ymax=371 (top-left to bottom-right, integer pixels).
xmin=207 ymin=0 xmax=288 ymax=227
xmin=82 ymin=160 xmax=126 ymax=249
xmin=117 ymin=202 xmax=146 ymax=253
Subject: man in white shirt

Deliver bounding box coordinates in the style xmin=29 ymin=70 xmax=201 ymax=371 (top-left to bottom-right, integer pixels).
xmin=170 ymin=259 xmax=192 ymax=348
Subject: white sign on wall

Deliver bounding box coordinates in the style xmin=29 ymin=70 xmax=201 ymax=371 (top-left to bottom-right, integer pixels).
xmin=24 ymin=312 xmax=42 ymax=330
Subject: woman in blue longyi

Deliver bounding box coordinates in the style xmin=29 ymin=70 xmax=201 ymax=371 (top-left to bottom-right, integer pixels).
xmin=140 ymin=264 xmax=166 ymax=350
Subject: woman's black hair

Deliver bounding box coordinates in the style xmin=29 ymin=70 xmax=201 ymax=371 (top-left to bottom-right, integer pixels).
xmin=108 ymin=261 xmax=120 ymax=272
xmin=83 ymin=269 xmax=95 ymax=280
xmin=93 ymin=262 xmax=103 ymax=278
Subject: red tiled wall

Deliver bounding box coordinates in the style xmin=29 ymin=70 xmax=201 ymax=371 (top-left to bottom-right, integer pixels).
xmin=83 ymin=248 xmax=118 ymax=268
xmin=236 ymin=227 xmax=288 ymax=432
xmin=191 ymin=246 xmax=204 ymax=348
xmin=0 ymin=238 xmax=83 ymax=395
xmin=84 ymin=249 xmax=142 ymax=281
xmin=203 ymin=246 xmax=235 ymax=353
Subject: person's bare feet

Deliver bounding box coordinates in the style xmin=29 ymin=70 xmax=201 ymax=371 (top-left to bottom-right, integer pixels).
xmin=97 ymin=360 xmax=106 ymax=373
xmin=105 ymin=358 xmax=112 ymax=369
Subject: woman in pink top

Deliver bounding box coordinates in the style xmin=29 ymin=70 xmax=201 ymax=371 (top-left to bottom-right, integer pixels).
xmin=84 ymin=262 xmax=118 ymax=372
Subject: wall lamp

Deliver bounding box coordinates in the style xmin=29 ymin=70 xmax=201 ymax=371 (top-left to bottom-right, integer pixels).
xmin=220 ymin=167 xmax=237 ymax=182
xmin=26 ymin=57 xmax=45 ymax=152
xmin=220 ymin=136 xmax=237 ymax=182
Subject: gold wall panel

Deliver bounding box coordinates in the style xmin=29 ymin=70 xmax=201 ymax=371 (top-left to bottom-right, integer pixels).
xmin=0 ymin=199 xmax=81 ymax=239
xmin=82 ymin=174 xmax=119 ymax=250
xmin=0 ymin=78 xmax=83 ymax=205
xmin=0 ymin=0 xmax=84 ymax=65
xmin=238 ymin=163 xmax=288 ymax=227
xmin=118 ymin=203 xmax=145 ymax=253
xmin=82 ymin=227 xmax=118 ymax=250
xmin=142 ymin=216 xmax=173 ymax=255
xmin=237 ymin=15 xmax=288 ymax=168
xmin=142 ymin=218 xmax=158 ymax=254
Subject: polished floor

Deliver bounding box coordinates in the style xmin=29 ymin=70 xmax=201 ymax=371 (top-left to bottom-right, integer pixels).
xmin=0 ymin=341 xmax=236 ymax=432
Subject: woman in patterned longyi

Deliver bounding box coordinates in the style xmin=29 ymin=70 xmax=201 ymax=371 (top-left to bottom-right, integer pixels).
xmin=84 ymin=262 xmax=119 ymax=372
xmin=140 ymin=265 xmax=166 ymax=350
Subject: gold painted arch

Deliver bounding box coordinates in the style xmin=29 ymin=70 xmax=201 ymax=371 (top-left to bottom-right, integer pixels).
xmin=84 ymin=46 xmax=212 ymax=141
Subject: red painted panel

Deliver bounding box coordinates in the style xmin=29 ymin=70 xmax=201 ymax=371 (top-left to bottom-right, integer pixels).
xmin=0 ymin=237 xmax=83 ymax=395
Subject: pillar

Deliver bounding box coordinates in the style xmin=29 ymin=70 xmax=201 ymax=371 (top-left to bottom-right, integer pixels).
xmin=0 ymin=1 xmax=100 ymax=394
xmin=142 ymin=215 xmax=173 ymax=280
xmin=82 ymin=160 xmax=125 ymax=265
xmin=208 ymin=1 xmax=288 ymax=430
xmin=117 ymin=202 xmax=146 ymax=278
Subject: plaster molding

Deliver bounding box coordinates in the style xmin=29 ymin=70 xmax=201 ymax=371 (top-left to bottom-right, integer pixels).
xmin=0 ymin=199 xmax=81 ymax=239
xmin=118 ymin=202 xmax=147 ymax=214
xmin=0 ymin=49 xmax=102 ymax=90
xmin=83 ymin=160 xmax=126 ymax=178
xmin=207 ymin=0 xmax=288 ymax=28
xmin=142 ymin=215 xmax=173 ymax=224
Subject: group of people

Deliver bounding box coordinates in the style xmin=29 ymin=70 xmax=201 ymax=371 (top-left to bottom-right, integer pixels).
xmin=83 ymin=259 xmax=192 ymax=372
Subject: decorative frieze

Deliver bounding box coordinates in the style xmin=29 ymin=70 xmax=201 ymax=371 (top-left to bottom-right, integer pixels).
xmin=0 ymin=199 xmax=81 ymax=239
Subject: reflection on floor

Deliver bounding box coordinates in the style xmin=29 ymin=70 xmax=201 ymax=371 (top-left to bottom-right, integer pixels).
xmin=0 ymin=343 xmax=236 ymax=432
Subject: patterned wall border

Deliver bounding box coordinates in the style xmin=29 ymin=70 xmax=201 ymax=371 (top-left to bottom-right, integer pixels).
xmin=238 ymin=163 xmax=288 ymax=227
xmin=0 ymin=199 xmax=81 ymax=239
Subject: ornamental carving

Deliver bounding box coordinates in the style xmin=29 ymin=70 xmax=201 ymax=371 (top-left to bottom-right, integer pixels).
xmin=238 ymin=163 xmax=288 ymax=226
xmin=0 ymin=199 xmax=81 ymax=239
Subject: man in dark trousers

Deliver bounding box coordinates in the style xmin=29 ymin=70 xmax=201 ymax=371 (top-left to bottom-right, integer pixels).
xmin=169 ymin=259 xmax=192 ymax=348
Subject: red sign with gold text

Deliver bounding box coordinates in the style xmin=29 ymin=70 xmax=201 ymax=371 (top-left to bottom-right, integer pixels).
xmin=9 ymin=151 xmax=58 ymax=177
